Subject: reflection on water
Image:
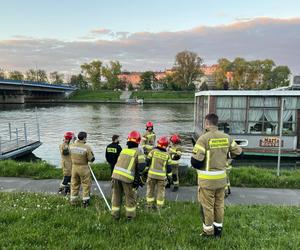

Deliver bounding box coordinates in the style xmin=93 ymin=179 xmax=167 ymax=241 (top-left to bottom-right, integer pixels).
xmin=0 ymin=103 xmax=194 ymax=165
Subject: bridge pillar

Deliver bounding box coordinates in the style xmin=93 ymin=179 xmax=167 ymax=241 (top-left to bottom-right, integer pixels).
xmin=0 ymin=94 xmax=25 ymax=104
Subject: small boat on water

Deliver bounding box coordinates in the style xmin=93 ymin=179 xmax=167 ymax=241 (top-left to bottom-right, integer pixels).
xmin=126 ymin=98 xmax=144 ymax=105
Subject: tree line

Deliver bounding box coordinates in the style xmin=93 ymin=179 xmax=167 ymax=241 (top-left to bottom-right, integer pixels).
xmin=0 ymin=51 xmax=291 ymax=90
xmin=213 ymin=58 xmax=291 ymax=90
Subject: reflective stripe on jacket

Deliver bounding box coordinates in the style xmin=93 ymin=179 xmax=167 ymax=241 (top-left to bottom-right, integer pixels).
xmin=147 ymin=148 xmax=171 ymax=180
xmin=112 ymin=148 xmax=145 ymax=183
xmin=192 ymin=126 xmax=242 ymax=189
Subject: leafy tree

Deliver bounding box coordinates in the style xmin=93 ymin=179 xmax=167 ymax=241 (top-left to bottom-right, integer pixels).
xmin=102 ymin=61 xmax=123 ymax=89
xmin=269 ymin=66 xmax=291 ymax=88
xmin=81 ymin=60 xmax=102 ymax=89
xmin=128 ymin=83 xmax=134 ymax=91
xmin=25 ymin=69 xmax=37 ymax=81
xmin=9 ymin=71 xmax=24 ymax=81
xmin=49 ymin=71 xmax=64 ymax=84
xmin=36 ymin=69 xmax=48 ymax=82
xmin=0 ymin=69 xmax=5 ymax=79
xmin=173 ymin=50 xmax=203 ymax=89
xmin=70 ymin=74 xmax=88 ymax=89
xmin=161 ymin=74 xmax=180 ymax=90
xmin=140 ymin=71 xmax=156 ymax=90
xmin=213 ymin=58 xmax=232 ymax=89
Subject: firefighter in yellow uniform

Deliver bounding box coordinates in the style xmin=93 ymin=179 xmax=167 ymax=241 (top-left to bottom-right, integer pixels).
xmin=146 ymin=136 xmax=172 ymax=209
xmin=191 ymin=113 xmax=242 ymax=238
xmin=111 ymin=130 xmax=146 ymax=220
xmin=141 ymin=121 xmax=156 ymax=155
xmin=58 ymin=131 xmax=74 ymax=195
xmin=168 ymin=134 xmax=182 ymax=192
xmin=70 ymin=131 xmax=95 ymax=207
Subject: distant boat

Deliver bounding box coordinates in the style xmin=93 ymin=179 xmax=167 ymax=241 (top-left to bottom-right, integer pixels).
xmin=126 ymin=98 xmax=144 ymax=105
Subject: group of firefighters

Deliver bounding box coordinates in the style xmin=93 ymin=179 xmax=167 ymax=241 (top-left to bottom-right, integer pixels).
xmin=59 ymin=113 xmax=242 ymax=238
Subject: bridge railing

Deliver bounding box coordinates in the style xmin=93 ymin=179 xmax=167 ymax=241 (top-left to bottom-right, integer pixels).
xmin=0 ymin=79 xmax=77 ymax=91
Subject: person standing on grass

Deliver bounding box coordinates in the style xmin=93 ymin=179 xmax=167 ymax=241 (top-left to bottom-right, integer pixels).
xmin=146 ymin=136 xmax=173 ymax=209
xmin=111 ymin=131 xmax=146 ymax=220
xmin=58 ymin=131 xmax=74 ymax=195
xmin=191 ymin=113 xmax=242 ymax=238
xmin=70 ymin=131 xmax=95 ymax=208
xmin=105 ymin=135 xmax=122 ymax=174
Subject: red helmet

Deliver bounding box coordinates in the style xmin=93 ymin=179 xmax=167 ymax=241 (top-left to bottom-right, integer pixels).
xmin=170 ymin=134 xmax=181 ymax=144
xmin=64 ymin=131 xmax=74 ymax=140
xmin=146 ymin=121 xmax=154 ymax=128
xmin=127 ymin=130 xmax=141 ymax=144
xmin=157 ymin=136 xmax=169 ymax=149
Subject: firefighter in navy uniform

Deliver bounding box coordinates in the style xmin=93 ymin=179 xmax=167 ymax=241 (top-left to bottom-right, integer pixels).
xmin=146 ymin=136 xmax=172 ymax=209
xmin=141 ymin=121 xmax=156 ymax=155
xmin=70 ymin=132 xmax=95 ymax=208
xmin=105 ymin=135 xmax=122 ymax=174
xmin=191 ymin=113 xmax=242 ymax=238
xmin=111 ymin=131 xmax=146 ymax=220
xmin=58 ymin=131 xmax=74 ymax=195
xmin=168 ymin=134 xmax=182 ymax=192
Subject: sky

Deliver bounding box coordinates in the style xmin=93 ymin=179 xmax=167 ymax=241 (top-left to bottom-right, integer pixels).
xmin=0 ymin=0 xmax=300 ymax=74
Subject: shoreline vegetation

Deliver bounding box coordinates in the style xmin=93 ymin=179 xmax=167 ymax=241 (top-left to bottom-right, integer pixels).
xmin=0 ymin=160 xmax=299 ymax=189
xmin=0 ymin=192 xmax=299 ymax=249
xmin=62 ymin=90 xmax=195 ymax=104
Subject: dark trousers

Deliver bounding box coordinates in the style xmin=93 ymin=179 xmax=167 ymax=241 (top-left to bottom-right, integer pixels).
xmin=109 ymin=163 xmax=116 ymax=174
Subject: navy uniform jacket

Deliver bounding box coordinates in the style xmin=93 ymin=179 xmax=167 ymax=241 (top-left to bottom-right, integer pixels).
xmin=105 ymin=142 xmax=122 ymax=166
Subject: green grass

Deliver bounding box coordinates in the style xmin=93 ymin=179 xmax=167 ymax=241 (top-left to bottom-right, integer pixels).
xmin=0 ymin=192 xmax=299 ymax=249
xmin=69 ymin=90 xmax=121 ymax=101
xmin=1 ymin=160 xmax=300 ymax=189
xmin=131 ymin=91 xmax=194 ymax=100
xmin=0 ymin=160 xmax=111 ymax=180
xmin=180 ymin=166 xmax=300 ymax=189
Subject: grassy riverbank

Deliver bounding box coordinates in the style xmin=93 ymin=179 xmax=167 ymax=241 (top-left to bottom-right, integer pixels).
xmin=0 ymin=160 xmax=300 ymax=189
xmin=0 ymin=160 xmax=111 ymax=180
xmin=69 ymin=90 xmax=121 ymax=101
xmin=0 ymin=192 xmax=299 ymax=249
xmin=131 ymin=90 xmax=194 ymax=100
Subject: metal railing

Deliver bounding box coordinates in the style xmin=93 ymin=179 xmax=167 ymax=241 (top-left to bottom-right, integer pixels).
xmin=0 ymin=120 xmax=40 ymax=156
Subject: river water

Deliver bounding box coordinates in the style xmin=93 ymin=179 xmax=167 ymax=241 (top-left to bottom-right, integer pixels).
xmin=0 ymin=103 xmax=194 ymax=165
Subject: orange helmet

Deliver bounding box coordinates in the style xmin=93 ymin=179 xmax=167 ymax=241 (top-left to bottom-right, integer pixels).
xmin=127 ymin=130 xmax=141 ymax=144
xmin=157 ymin=136 xmax=169 ymax=149
xmin=146 ymin=121 xmax=154 ymax=128
xmin=170 ymin=134 xmax=181 ymax=144
xmin=64 ymin=131 xmax=74 ymax=140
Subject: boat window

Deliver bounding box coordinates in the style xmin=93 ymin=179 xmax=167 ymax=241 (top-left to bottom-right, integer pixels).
xmin=216 ymin=97 xmax=231 ymax=108
xmin=264 ymin=97 xmax=279 ymax=107
xmin=218 ymin=122 xmax=230 ymax=134
xmin=232 ymin=97 xmax=246 ymax=108
xmin=283 ymin=110 xmax=296 ymax=135
xmin=216 ymin=109 xmax=230 ymax=121
xmin=284 ymin=97 xmax=297 ymax=109
xmin=231 ymin=122 xmax=246 ymax=134
xmin=250 ymin=97 xmax=264 ymax=107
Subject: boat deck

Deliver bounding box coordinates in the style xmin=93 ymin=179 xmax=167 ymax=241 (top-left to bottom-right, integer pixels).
xmin=0 ymin=140 xmax=42 ymax=159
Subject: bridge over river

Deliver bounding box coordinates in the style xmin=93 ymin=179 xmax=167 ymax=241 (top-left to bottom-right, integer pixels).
xmin=0 ymin=79 xmax=76 ymax=104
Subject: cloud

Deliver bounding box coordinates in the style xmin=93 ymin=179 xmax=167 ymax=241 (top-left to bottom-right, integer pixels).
xmin=0 ymin=17 xmax=300 ymax=74
xmin=90 ymin=28 xmax=111 ymax=35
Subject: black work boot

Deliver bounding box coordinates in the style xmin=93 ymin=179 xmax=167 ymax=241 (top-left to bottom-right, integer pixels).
xmin=58 ymin=187 xmax=64 ymax=195
xmin=83 ymin=200 xmax=90 ymax=208
xmin=64 ymin=185 xmax=70 ymax=195
xmin=214 ymin=226 xmax=222 ymax=238
xmin=172 ymin=186 xmax=179 ymax=192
